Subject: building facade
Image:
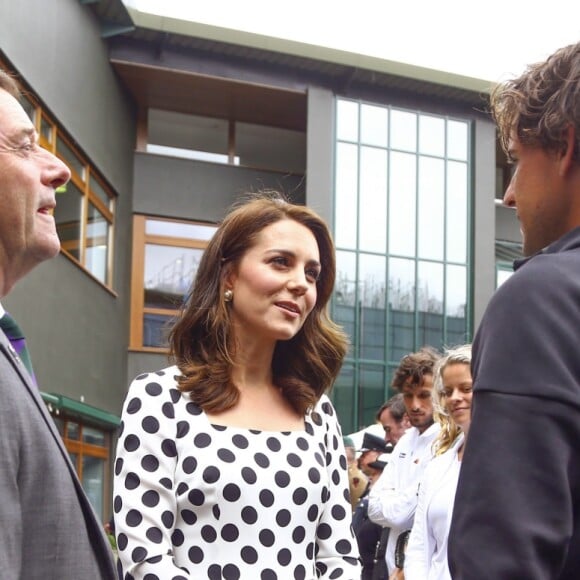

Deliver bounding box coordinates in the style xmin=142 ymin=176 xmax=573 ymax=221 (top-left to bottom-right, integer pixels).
xmin=0 ymin=0 xmax=521 ymax=518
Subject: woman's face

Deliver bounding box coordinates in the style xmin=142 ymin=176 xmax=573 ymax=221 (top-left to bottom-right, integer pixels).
xmin=226 ymin=218 xmax=320 ymax=346
xmin=441 ymin=362 xmax=473 ymax=432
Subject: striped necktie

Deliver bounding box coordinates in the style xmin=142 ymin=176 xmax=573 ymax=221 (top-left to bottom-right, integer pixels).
xmin=0 ymin=313 xmax=36 ymax=384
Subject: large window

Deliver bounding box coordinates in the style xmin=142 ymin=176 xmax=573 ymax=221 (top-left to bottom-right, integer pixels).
xmin=333 ymin=99 xmax=472 ymax=432
xmin=18 ymin=90 xmax=116 ymax=288
xmin=130 ymin=215 xmax=217 ymax=351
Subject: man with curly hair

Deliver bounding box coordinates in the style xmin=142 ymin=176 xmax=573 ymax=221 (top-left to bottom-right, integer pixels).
xmin=368 ymin=347 xmax=440 ymax=577
xmin=448 ymin=42 xmax=580 ymax=579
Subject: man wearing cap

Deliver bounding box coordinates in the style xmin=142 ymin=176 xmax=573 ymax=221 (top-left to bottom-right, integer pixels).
xmin=353 ymin=431 xmax=392 ymax=580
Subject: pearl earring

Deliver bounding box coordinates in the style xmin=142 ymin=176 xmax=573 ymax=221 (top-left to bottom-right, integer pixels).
xmin=224 ymin=289 xmax=233 ymax=302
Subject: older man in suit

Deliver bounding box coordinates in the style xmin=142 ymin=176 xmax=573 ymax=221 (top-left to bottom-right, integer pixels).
xmin=0 ymin=70 xmax=116 ymax=579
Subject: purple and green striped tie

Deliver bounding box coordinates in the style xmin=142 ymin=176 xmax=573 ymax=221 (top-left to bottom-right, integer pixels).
xmin=0 ymin=313 xmax=36 ymax=384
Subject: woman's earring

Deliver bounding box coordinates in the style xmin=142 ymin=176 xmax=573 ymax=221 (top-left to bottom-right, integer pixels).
xmin=224 ymin=289 xmax=233 ymax=302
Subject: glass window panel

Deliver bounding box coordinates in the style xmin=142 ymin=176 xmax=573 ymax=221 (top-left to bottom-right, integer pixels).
xmin=360 ymin=254 xmax=386 ymax=361
xmin=86 ymin=203 xmax=109 ymax=284
xmin=359 ymin=147 xmax=387 ymax=252
xmin=418 ymin=157 xmax=445 ymax=260
xmin=55 ymin=180 xmax=83 ymax=261
xmin=53 ymin=416 xmax=65 ymax=436
xmin=360 ymin=104 xmax=388 ymax=147
xmin=143 ymin=313 xmax=174 ymax=348
xmin=419 ymin=114 xmax=445 ymax=157
xmin=82 ymin=426 xmax=106 ymax=446
xmin=447 ymin=120 xmax=469 ymax=161
xmin=359 ymin=364 xmax=386 ymax=426
xmin=389 ymin=257 xmax=415 ymax=312
xmin=66 ymin=422 xmax=80 ymax=440
xmin=90 ymin=173 xmax=112 ymax=209
xmin=334 ymin=142 xmax=359 ymax=249
xmin=333 ymin=364 xmax=356 ymax=434
xmin=446 ymin=264 xmax=468 ymax=345
xmin=446 ymin=264 xmax=467 ymax=317
xmin=57 ymin=135 xmax=85 ymax=181
xmin=389 ymin=151 xmax=416 ymax=256
xmin=236 ymin=122 xmax=306 ymax=173
xmin=21 ymin=94 xmax=37 ymax=125
xmin=497 ymin=266 xmax=513 ymax=288
xmin=334 ymin=250 xmax=357 ymax=354
xmin=82 ymin=455 xmax=104 ymax=520
xmin=146 ymin=219 xmax=216 ymax=241
xmin=390 ymin=109 xmax=417 ymax=152
xmin=446 ymin=161 xmax=468 ymax=263
xmin=148 ymin=109 xmax=228 ymax=159
xmin=145 ymin=245 xmax=204 ymax=309
xmin=40 ymin=114 xmax=54 ymax=145
xmin=417 ymin=261 xmax=444 ymax=314
xmin=69 ymin=452 xmax=78 ymax=467
xmin=336 ymin=99 xmax=359 ymax=142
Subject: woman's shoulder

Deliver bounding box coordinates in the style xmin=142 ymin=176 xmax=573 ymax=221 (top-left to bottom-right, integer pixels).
xmin=126 ymin=365 xmax=182 ymax=400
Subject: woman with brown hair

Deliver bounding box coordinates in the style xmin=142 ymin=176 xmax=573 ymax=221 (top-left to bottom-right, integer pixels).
xmin=114 ymin=192 xmax=361 ymax=579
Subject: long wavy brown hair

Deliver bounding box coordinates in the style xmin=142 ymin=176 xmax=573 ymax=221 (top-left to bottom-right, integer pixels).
xmin=491 ymin=41 xmax=580 ymax=163
xmin=169 ymin=191 xmax=348 ymax=415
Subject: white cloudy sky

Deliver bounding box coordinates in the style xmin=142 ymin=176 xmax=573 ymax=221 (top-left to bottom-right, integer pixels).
xmin=130 ymin=0 xmax=579 ymax=82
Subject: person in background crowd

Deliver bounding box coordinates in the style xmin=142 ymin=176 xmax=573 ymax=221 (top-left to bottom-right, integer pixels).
xmin=368 ymin=347 xmax=440 ymax=577
xmin=0 ymin=69 xmax=116 ymax=579
xmin=448 ymin=41 xmax=580 ymax=580
xmin=376 ymin=393 xmax=410 ymax=447
xmin=345 ymin=435 xmax=369 ymax=512
xmin=114 ymin=192 xmax=361 ymax=579
xmin=405 ymin=345 xmax=473 ymax=580
xmin=353 ymin=432 xmax=392 ymax=580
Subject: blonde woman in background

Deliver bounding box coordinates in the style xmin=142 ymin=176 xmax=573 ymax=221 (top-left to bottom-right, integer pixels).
xmin=404 ymin=345 xmax=473 ymax=580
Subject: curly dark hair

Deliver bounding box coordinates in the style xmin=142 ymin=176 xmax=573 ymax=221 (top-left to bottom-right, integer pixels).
xmin=169 ymin=191 xmax=348 ymax=416
xmin=390 ymin=347 xmax=439 ymax=391
xmin=491 ymin=41 xmax=580 ymax=163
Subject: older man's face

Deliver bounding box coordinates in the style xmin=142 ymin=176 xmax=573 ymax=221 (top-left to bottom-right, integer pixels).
xmin=0 ymin=88 xmax=70 ymax=292
xmin=378 ymin=407 xmax=408 ymax=445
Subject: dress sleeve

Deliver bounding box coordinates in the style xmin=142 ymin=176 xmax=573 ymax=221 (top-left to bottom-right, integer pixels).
xmin=404 ymin=466 xmax=431 ymax=579
xmin=314 ymin=397 xmax=362 ymax=578
xmin=114 ymin=372 xmax=190 ymax=579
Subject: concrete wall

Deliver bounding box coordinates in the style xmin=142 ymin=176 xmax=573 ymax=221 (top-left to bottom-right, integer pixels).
xmin=1 ymin=0 xmax=135 ymax=415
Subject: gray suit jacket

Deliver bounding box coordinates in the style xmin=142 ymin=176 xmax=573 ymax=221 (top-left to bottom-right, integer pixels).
xmin=0 ymin=331 xmax=117 ymax=579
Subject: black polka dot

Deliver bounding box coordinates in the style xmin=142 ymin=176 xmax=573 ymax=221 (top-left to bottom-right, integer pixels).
xmin=266 ymin=437 xmax=281 ymax=451
xmin=146 ymin=526 xmax=162 ymax=543
xmin=276 ymin=509 xmax=291 ymax=527
xmin=171 ymin=529 xmax=185 ymax=546
xmin=223 ymin=483 xmax=241 ymax=502
xmin=241 ymin=467 xmax=257 ymax=484
xmin=203 ymin=466 xmax=220 ymax=483
xmin=294 ymin=564 xmax=306 ymax=580
xmin=292 ymin=525 xmax=306 ymax=543
xmin=186 ymin=402 xmax=202 ymax=415
xmin=142 ymin=490 xmax=160 ymax=507
xmin=293 ymin=487 xmax=308 ymax=505
xmin=176 ymin=482 xmax=189 ymax=496
xmin=296 ymin=437 xmax=309 ymax=450
xmin=261 ymin=569 xmax=277 ymax=580
xmin=145 ymin=382 xmax=162 ymax=396
xmin=176 ymin=421 xmax=190 ymax=438
xmin=181 ymin=509 xmax=197 ymax=525
xmin=169 ymin=387 xmax=181 ymax=403
xmin=222 ymin=564 xmax=240 ymax=580
xmin=161 ymin=510 xmax=174 ymax=529
xmin=159 ymin=477 xmax=173 ymax=490
xmin=308 ymin=467 xmax=321 ymax=483
xmin=161 ymin=439 xmax=177 ymax=457
xmin=278 ymin=548 xmax=292 ymax=566
xmin=142 ymin=416 xmax=160 ymax=434
xmin=126 ymin=397 xmax=142 ymax=414
xmin=201 ymin=525 xmax=217 ymax=543
xmin=126 ymin=509 xmax=142 ymax=527
xmin=336 ymin=539 xmax=352 ymax=554
xmin=117 ymin=533 xmax=128 ymax=551
xmin=132 ymin=546 xmax=147 ymax=562
xmin=331 ymin=504 xmax=347 ymax=520
xmin=232 ymin=434 xmax=249 ymax=449
xmin=162 ymin=402 xmax=175 ymax=418
xmin=241 ymin=545 xmax=258 ymax=564
xmin=254 ymin=452 xmax=269 ymax=468
xmin=114 ymin=457 xmax=123 ymax=475
xmin=259 ymin=528 xmax=275 ymax=547
xmin=141 ymin=454 xmax=159 ymax=472
xmin=287 ymin=453 xmax=302 ymax=467
xmin=182 ymin=456 xmax=197 ymax=474
xmin=318 ymin=523 xmax=332 ymax=539
xmin=221 ymin=523 xmax=239 ymax=542
xmin=124 ymin=434 xmax=140 ymax=452
xmin=113 ymin=495 xmax=122 ymax=513
xmin=259 ymin=489 xmax=274 ymax=507
xmin=241 ymin=506 xmax=257 ymax=524
xmin=217 ymin=448 xmax=235 ymax=463
xmin=188 ymin=546 xmax=204 ymax=563
xmin=208 ymin=564 xmax=222 ymax=580
xmin=194 ymin=433 xmax=211 ymax=448
xmin=275 ymin=471 xmax=290 ymax=487
xmin=125 ymin=472 xmax=140 ymax=490
xmin=188 ymin=489 xmax=205 ymax=506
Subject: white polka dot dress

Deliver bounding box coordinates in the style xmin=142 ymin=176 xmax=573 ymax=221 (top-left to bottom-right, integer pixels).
xmin=113 ymin=366 xmax=361 ymax=579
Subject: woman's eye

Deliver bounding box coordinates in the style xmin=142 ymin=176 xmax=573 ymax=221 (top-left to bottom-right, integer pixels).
xmin=305 ymin=268 xmax=320 ymax=283
xmin=271 ymin=256 xmax=288 ymax=267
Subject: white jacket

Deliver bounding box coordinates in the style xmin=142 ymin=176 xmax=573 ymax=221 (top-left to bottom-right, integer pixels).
xmin=404 ymin=433 xmax=465 ymax=580
xmin=367 ymin=422 xmax=440 ymax=573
